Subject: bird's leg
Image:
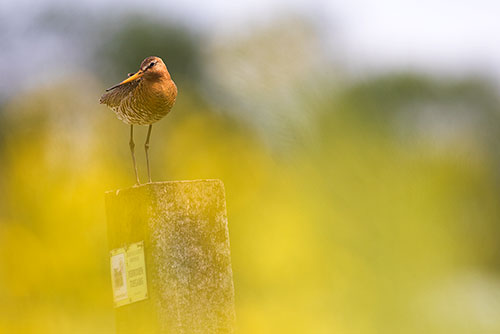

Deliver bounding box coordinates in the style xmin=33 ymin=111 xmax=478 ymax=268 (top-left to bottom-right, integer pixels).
xmin=144 ymin=124 xmax=153 ymax=183
xmin=129 ymin=125 xmax=140 ymax=185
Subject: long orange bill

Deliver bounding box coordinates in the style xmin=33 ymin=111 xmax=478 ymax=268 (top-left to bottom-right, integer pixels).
xmin=106 ymin=70 xmax=144 ymax=91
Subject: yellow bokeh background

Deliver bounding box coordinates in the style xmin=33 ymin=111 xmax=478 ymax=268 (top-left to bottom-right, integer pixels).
xmin=2 ymin=7 xmax=500 ymax=334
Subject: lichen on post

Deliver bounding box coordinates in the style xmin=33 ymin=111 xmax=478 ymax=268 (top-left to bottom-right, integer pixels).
xmin=105 ymin=179 xmax=236 ymax=334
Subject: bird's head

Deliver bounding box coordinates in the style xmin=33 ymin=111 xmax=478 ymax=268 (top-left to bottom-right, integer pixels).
xmin=105 ymin=56 xmax=171 ymax=92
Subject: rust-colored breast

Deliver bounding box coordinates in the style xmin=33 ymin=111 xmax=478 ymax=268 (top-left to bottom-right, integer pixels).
xmin=100 ymin=78 xmax=177 ymax=125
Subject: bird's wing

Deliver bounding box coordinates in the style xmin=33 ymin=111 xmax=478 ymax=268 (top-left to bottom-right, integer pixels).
xmin=99 ymin=80 xmax=140 ymax=108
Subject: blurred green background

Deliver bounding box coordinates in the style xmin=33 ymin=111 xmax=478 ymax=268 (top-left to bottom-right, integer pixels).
xmin=2 ymin=1 xmax=500 ymax=333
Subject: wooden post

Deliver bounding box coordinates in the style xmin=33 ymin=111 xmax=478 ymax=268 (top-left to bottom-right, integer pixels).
xmin=105 ymin=180 xmax=236 ymax=334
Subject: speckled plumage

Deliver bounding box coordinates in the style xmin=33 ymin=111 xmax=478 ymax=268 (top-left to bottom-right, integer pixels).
xmin=99 ymin=56 xmax=178 ymax=184
xmin=100 ymin=56 xmax=177 ymax=125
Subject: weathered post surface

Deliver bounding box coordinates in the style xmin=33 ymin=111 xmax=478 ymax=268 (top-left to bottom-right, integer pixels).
xmin=105 ymin=179 xmax=236 ymax=334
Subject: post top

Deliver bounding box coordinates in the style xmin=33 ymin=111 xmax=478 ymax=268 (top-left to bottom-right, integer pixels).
xmin=105 ymin=179 xmax=225 ymax=197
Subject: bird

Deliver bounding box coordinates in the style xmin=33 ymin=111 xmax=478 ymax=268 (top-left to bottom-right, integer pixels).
xmin=99 ymin=56 xmax=177 ymax=184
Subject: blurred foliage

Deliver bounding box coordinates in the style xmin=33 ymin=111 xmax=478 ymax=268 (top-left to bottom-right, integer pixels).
xmin=2 ymin=8 xmax=500 ymax=334
xmin=94 ymin=14 xmax=203 ymax=88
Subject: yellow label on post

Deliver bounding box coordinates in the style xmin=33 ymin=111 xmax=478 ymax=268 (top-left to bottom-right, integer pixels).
xmin=110 ymin=241 xmax=148 ymax=307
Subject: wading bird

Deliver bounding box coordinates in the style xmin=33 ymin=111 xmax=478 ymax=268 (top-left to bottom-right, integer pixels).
xmin=100 ymin=56 xmax=177 ymax=184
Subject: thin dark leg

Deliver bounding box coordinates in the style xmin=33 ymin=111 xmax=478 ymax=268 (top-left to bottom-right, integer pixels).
xmin=129 ymin=125 xmax=140 ymax=185
xmin=145 ymin=124 xmax=153 ymax=183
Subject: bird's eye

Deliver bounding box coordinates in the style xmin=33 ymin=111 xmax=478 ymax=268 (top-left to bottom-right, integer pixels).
xmin=149 ymin=62 xmax=155 ymax=68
